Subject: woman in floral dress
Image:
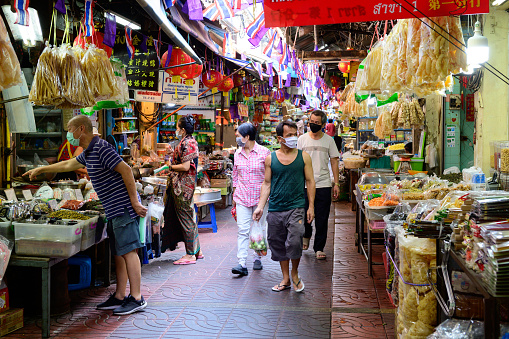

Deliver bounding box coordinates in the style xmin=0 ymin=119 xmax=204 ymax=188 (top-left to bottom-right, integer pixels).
xmin=162 ymin=116 xmax=203 ymax=265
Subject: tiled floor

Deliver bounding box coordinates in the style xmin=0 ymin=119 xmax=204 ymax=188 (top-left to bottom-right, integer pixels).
xmin=6 ymin=201 xmax=394 ymax=338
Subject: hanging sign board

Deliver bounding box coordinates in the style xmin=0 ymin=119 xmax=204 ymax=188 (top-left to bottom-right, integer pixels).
xmin=238 ymin=103 xmax=249 ymax=117
xmin=264 ymin=0 xmax=489 ymax=27
xmin=134 ymin=90 xmax=164 ymax=103
xmin=161 ymin=71 xmax=200 ymax=105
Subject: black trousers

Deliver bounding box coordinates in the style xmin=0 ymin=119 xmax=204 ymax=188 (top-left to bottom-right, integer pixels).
xmin=304 ymin=187 xmax=332 ymax=252
xmin=334 ymin=136 xmax=342 ymax=153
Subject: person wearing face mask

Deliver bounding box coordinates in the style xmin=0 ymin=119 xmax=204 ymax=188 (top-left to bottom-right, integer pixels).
xmin=24 ymin=115 xmax=148 ymax=315
xmin=161 ymin=115 xmax=203 ymax=265
xmin=231 ymin=123 xmax=271 ymax=276
xmin=297 ymin=110 xmax=341 ymax=260
xmin=253 ymin=120 xmax=315 ymax=292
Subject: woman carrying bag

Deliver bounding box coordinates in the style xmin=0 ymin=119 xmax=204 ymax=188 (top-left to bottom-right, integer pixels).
xmin=162 ymin=116 xmax=203 ymax=265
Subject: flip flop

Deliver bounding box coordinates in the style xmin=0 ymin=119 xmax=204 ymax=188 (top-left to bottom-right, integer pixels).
xmin=196 ymin=255 xmax=204 ymax=259
xmin=316 ymin=251 xmax=326 ymax=260
xmin=173 ymin=259 xmax=197 ymax=265
xmin=292 ymin=277 xmax=305 ymax=293
xmin=303 ymin=238 xmax=310 ymax=250
xmin=272 ymin=283 xmax=291 ymax=292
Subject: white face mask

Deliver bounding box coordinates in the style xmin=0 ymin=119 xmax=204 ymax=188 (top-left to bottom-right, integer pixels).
xmin=283 ymin=136 xmax=298 ymax=149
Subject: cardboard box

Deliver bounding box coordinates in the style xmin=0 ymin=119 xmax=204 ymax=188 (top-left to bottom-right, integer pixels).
xmin=0 ymin=308 xmax=23 ymax=336
xmin=210 ymin=178 xmax=231 ymax=188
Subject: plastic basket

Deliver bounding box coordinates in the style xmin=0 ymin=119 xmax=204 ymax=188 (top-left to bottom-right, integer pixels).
xmin=369 ymin=220 xmax=386 ymax=230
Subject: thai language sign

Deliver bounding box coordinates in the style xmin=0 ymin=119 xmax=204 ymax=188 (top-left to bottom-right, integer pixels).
xmin=264 ymin=0 xmax=489 ymax=27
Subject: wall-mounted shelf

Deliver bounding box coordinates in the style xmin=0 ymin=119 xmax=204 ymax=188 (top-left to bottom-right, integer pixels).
xmin=114 ymin=117 xmax=137 ymax=120
xmin=112 ymin=130 xmax=138 ymax=135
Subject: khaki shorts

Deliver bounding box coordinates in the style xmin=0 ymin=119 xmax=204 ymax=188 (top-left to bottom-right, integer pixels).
xmin=107 ymin=208 xmax=142 ymax=256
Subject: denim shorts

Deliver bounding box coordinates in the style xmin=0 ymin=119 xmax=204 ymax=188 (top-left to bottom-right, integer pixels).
xmin=107 ymin=208 xmax=142 ymax=256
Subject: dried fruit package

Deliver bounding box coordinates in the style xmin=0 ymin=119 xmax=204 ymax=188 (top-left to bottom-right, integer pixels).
xmin=81 ymin=45 xmax=117 ymax=101
xmin=109 ymin=58 xmax=129 ymax=105
xmin=381 ymin=21 xmax=403 ymax=93
xmin=0 ymin=16 xmax=22 ymax=91
xmin=356 ymin=40 xmax=384 ymax=92
xmin=448 ymin=16 xmax=467 ymax=74
xmin=396 ymin=20 xmax=409 ymax=90
xmin=405 ymin=18 xmax=421 ymax=89
xmin=416 ymin=18 xmax=435 ymax=85
xmin=29 ymin=44 xmax=64 ymax=106
xmin=339 ymin=82 xmax=354 ymax=102
xmin=57 ymin=44 xmax=95 ymax=108
xmin=433 ymin=17 xmax=450 ymax=81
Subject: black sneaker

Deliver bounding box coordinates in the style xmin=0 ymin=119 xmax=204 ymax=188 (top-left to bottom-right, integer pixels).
xmin=96 ymin=294 xmax=125 ymax=310
xmin=232 ymin=264 xmax=248 ymax=276
xmin=253 ymin=259 xmax=263 ymax=270
xmin=112 ymin=295 xmax=147 ymax=315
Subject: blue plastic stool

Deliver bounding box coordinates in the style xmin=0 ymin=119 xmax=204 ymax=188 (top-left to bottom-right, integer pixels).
xmin=195 ymin=203 xmax=217 ymax=233
xmin=68 ymin=255 xmax=92 ymax=291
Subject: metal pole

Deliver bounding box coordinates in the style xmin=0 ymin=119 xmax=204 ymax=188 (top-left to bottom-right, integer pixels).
xmin=158 ymin=61 xmax=197 ymax=71
xmin=146 ymin=63 xmax=252 ymax=130
xmin=220 ymin=94 xmax=225 ymax=150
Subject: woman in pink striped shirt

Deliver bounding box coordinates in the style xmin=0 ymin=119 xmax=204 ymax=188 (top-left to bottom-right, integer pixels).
xmin=231 ymin=123 xmax=271 ymax=277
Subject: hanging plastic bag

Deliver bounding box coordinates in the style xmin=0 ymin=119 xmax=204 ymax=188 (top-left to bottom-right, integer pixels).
xmin=249 ymin=221 xmax=267 ymax=256
xmin=81 ymin=45 xmax=117 ymax=101
xmin=356 ymin=40 xmax=384 ymax=92
xmin=231 ymin=205 xmax=237 ymax=221
xmin=0 ymin=235 xmax=13 ymax=284
xmin=29 ymin=44 xmax=64 ymax=106
xmin=381 ymin=21 xmax=402 ymax=93
xmin=148 ymin=202 xmax=164 ymax=235
xmin=0 ymin=16 xmax=22 ymax=91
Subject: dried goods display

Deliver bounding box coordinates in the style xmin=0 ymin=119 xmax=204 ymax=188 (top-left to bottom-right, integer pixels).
xmin=29 ymin=44 xmax=65 ymax=106
xmin=339 ymin=82 xmax=355 ymax=102
xmin=374 ymin=104 xmax=394 ymax=138
xmin=80 ymin=45 xmax=118 ymax=101
xmin=381 ymin=21 xmax=404 ymax=93
xmin=0 ymin=16 xmax=22 ymax=91
xmin=356 ymin=40 xmax=384 ymax=92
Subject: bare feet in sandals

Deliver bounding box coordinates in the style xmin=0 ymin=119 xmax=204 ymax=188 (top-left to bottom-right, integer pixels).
xmin=316 ymin=251 xmax=326 ymax=260
xmin=303 ymin=238 xmax=310 ymax=250
xmin=173 ymin=254 xmax=196 ymax=265
xmin=292 ymin=275 xmax=305 ymax=292
xmin=272 ymin=280 xmax=291 ymax=292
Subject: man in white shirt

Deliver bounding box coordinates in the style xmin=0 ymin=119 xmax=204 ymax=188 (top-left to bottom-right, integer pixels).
xmin=297 ymin=110 xmax=340 ymax=260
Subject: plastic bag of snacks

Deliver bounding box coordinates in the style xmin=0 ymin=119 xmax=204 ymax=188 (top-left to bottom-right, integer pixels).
xmin=447 ymin=16 xmax=467 ymax=75
xmin=57 ymin=44 xmax=96 ymax=109
xmin=339 ymin=82 xmax=355 ymax=102
xmin=249 ymin=221 xmax=267 ymax=256
xmin=356 ymin=40 xmax=384 ymax=92
xmin=29 ymin=44 xmax=64 ymax=106
xmin=0 ymin=235 xmax=13 ymax=284
xmin=381 ymin=21 xmax=403 ymax=93
xmin=405 ymin=18 xmax=421 ymax=90
xmin=0 ymin=16 xmax=22 ymax=91
xmin=81 ymin=45 xmax=117 ymax=101
xmin=396 ymin=20 xmax=409 ymax=91
xmin=110 ymin=58 xmax=129 ymax=105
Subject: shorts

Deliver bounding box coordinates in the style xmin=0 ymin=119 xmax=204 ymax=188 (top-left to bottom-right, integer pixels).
xmin=267 ymin=208 xmax=305 ymax=261
xmin=107 ymin=208 xmax=142 ymax=256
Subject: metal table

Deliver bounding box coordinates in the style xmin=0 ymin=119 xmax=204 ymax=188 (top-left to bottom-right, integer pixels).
xmin=8 ymin=256 xmax=65 ymax=338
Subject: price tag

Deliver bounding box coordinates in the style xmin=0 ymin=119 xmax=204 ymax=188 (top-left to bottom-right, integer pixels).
xmin=48 ymin=200 xmax=58 ymax=211
xmin=63 ymin=191 xmax=73 ymax=201
xmin=75 ymin=189 xmax=84 ymax=201
xmin=22 ymin=190 xmax=33 ymax=201
xmin=4 ymin=189 xmax=17 ymax=202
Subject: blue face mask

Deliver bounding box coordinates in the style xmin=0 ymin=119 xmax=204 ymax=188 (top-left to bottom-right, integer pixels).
xmin=67 ymin=126 xmax=82 ymax=147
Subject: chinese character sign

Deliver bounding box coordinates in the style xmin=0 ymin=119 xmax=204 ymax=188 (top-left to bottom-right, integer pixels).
xmin=263 ymin=0 xmax=488 ymax=27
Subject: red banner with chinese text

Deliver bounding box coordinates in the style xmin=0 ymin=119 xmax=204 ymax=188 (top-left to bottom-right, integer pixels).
xmin=263 ymin=0 xmax=489 ymax=28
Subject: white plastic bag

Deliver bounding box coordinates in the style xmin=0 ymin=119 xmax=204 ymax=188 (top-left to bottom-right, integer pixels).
xmin=249 ymin=221 xmax=267 ymax=256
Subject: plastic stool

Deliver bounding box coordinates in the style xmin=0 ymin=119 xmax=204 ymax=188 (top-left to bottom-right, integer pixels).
xmin=68 ymin=255 xmax=92 ymax=291
xmin=195 ymin=203 xmax=217 ymax=233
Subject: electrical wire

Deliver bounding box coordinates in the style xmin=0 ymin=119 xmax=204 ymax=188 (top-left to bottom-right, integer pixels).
xmin=391 ymin=0 xmax=509 ymax=86
xmin=134 ymin=101 xmax=160 ymax=126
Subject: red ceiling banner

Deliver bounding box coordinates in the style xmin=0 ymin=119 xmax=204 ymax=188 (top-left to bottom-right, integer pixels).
xmin=263 ymin=0 xmax=489 ymax=28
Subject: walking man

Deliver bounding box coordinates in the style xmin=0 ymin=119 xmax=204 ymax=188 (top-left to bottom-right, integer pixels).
xmin=232 ymin=122 xmax=271 ymax=276
xmin=253 ymin=120 xmax=315 ymax=292
xmin=298 ymin=110 xmax=340 ymax=260
xmin=25 ymin=115 xmax=148 ymax=315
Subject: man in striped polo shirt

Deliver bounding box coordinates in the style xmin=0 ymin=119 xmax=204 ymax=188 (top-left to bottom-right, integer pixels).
xmin=25 ymin=115 xmax=148 ymax=315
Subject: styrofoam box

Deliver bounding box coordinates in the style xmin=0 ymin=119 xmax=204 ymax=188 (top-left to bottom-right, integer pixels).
xmin=14 ymin=221 xmax=84 ymax=258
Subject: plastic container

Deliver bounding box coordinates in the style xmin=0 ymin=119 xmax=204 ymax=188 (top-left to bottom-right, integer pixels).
xmin=500 ymin=141 xmax=509 ymax=173
xmin=369 ymin=156 xmax=391 ymax=169
xmin=0 ymin=221 xmax=13 ymax=242
xmin=68 ymin=255 xmax=92 ymax=291
xmin=14 ymin=221 xmax=84 ymax=258
xmin=64 ymin=216 xmax=99 ymax=251
xmin=358 ymin=172 xmax=389 ymax=186
xmin=393 ymin=157 xmax=424 ymax=172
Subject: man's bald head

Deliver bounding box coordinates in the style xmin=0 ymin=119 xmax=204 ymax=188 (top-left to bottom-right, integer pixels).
xmin=68 ymin=115 xmax=93 ymax=133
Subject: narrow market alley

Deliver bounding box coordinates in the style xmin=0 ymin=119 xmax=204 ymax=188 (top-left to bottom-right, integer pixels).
xmin=7 ymin=202 xmax=394 ymax=339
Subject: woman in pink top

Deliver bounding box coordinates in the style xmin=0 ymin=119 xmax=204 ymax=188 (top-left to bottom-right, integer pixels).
xmin=325 ymin=118 xmax=336 ymax=137
xmin=232 ymin=123 xmax=271 ymax=277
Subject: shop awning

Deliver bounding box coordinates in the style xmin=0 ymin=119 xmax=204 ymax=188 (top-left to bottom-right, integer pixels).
xmin=221 ymin=56 xmax=270 ymax=78
xmin=136 ymin=0 xmax=203 ymax=64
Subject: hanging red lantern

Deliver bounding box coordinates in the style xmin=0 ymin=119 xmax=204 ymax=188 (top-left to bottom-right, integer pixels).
xmin=201 ymin=70 xmax=223 ymax=89
xmin=330 ymin=75 xmax=341 ymax=89
xmin=161 ymin=47 xmax=192 ymax=77
xmin=242 ymin=84 xmax=253 ymax=97
xmin=73 ymin=31 xmax=112 ymax=57
xmin=338 ymin=61 xmax=350 ymax=73
xmin=232 ymin=74 xmax=244 ymax=87
xmin=180 ymin=63 xmax=203 ymax=79
xmin=217 ymin=77 xmax=234 ymax=92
